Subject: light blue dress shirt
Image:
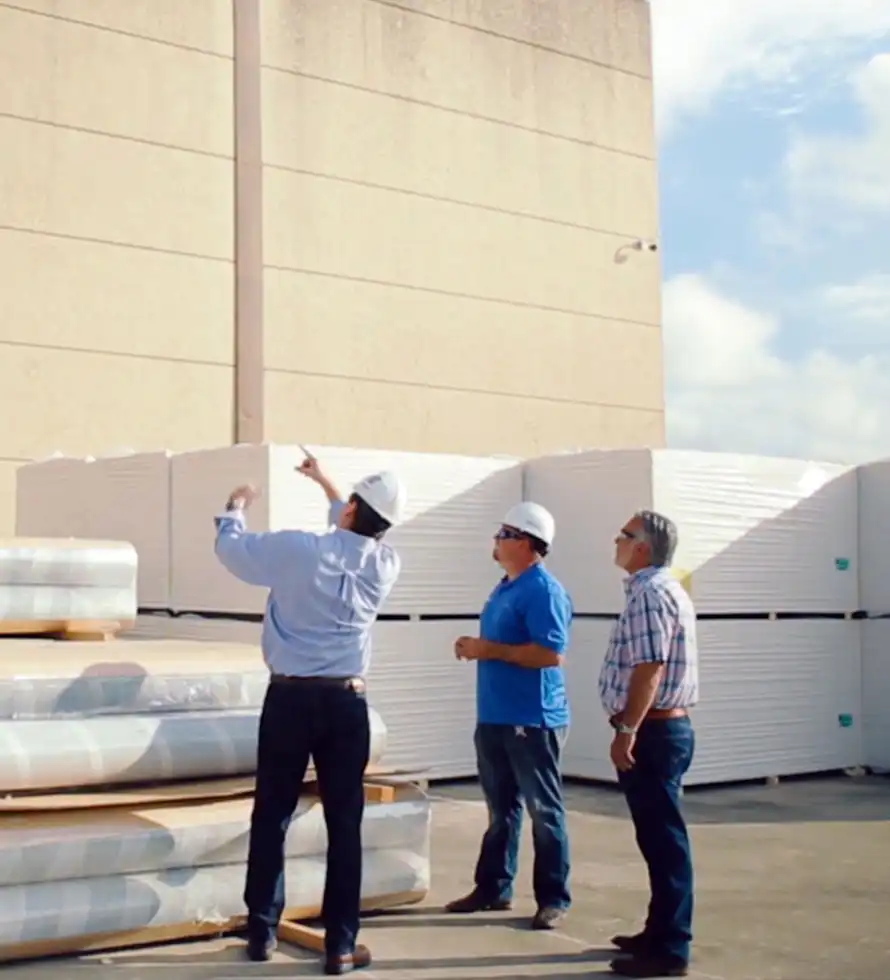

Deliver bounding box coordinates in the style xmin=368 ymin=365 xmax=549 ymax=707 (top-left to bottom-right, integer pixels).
xmin=213 ymin=500 xmax=401 ymax=678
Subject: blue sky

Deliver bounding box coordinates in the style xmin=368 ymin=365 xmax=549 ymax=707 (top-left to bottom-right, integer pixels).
xmin=651 ymin=2 xmax=890 ymax=463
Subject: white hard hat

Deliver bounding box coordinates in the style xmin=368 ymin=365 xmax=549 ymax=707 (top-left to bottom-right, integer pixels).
xmin=502 ymin=502 xmax=556 ymax=546
xmin=353 ymin=471 xmax=407 ymax=526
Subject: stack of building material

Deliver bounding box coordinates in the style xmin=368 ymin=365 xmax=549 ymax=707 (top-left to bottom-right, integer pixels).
xmin=16 ymin=450 xmax=173 ymax=609
xmin=18 ymin=443 xmax=525 ymax=780
xmin=0 ymin=538 xmax=138 ymax=639
xmin=855 ymin=460 xmax=890 ymax=773
xmin=0 ymin=636 xmax=431 ymax=959
xmin=525 ymin=449 xmax=862 ymax=786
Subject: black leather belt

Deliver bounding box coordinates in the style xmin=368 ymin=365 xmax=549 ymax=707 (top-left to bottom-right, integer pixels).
xmin=270 ymin=674 xmax=365 ymax=693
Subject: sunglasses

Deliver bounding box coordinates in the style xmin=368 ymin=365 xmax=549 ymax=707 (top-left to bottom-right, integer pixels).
xmin=495 ymin=526 xmax=527 ymax=541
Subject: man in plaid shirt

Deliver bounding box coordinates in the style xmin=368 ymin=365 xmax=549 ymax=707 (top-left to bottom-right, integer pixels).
xmin=598 ymin=510 xmax=699 ymax=979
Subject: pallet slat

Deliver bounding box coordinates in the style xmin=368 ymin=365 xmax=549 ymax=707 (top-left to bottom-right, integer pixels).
xmin=0 ymin=888 xmax=427 ymax=963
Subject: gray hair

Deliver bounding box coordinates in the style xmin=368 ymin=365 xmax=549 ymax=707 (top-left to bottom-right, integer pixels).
xmin=635 ymin=510 xmax=678 ymax=567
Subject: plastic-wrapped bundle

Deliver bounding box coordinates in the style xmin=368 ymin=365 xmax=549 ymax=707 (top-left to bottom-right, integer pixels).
xmin=0 ymin=538 xmax=138 ymax=625
xmin=0 ymin=639 xmax=269 ymax=720
xmin=0 ymin=706 xmax=388 ymax=793
xmin=1 ymin=789 xmax=431 ymax=887
xmin=170 ymin=443 xmax=522 ymax=616
xmin=0 ymin=847 xmax=430 ymax=951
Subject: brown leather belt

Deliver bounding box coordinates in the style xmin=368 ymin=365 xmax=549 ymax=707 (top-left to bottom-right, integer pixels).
xmin=610 ymin=707 xmax=688 ymax=728
xmin=270 ymin=674 xmax=366 ymax=693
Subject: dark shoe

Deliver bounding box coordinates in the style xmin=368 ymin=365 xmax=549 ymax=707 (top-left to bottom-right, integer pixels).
xmin=445 ymin=889 xmax=512 ymax=913
xmin=323 ymin=944 xmax=372 ymax=975
xmin=611 ymin=932 xmax=651 ymax=954
xmin=245 ymin=934 xmax=277 ymax=961
xmin=531 ymin=906 xmax=566 ymax=930
xmin=609 ymin=953 xmax=689 ymax=977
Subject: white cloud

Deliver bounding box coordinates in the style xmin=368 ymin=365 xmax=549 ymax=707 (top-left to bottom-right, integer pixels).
xmin=821 ymin=274 xmax=890 ymax=324
xmin=651 ymin=1 xmax=890 ymax=132
xmin=784 ymin=53 xmax=890 ymax=212
xmin=664 ymin=274 xmax=890 ymax=464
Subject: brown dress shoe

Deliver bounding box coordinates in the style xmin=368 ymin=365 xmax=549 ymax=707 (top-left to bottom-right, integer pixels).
xmin=323 ymin=943 xmax=372 ymax=975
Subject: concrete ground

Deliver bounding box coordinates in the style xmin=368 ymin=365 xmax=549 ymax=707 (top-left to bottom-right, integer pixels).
xmin=8 ymin=775 xmax=890 ymax=980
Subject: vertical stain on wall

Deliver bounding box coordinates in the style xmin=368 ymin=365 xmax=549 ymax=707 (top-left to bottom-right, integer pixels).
xmin=233 ymin=0 xmax=264 ymax=443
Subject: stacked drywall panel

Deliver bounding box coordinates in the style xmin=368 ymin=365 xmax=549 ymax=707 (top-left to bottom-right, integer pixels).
xmin=856 ymin=459 xmax=890 ymax=771
xmin=0 ymin=538 xmax=138 ymax=627
xmin=170 ymin=443 xmax=522 ymax=615
xmin=0 ymin=634 xmax=431 ymax=959
xmin=131 ymin=614 xmax=479 ymax=781
xmin=561 ymin=619 xmax=617 ymax=783
xmin=525 ymin=449 xmax=858 ymax=616
xmin=0 ymin=788 xmax=430 ymax=953
xmin=0 ymin=638 xmax=387 ymax=792
xmin=527 ymin=449 xmax=861 ymax=786
xmin=860 ymin=621 xmax=890 ymax=772
xmin=15 ymin=451 xmax=173 ymax=608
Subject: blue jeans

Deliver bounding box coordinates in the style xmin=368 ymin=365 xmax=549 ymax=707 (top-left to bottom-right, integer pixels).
xmin=472 ymin=722 xmax=571 ymax=910
xmin=243 ymin=678 xmax=370 ymax=957
xmin=617 ymin=716 xmax=696 ymax=963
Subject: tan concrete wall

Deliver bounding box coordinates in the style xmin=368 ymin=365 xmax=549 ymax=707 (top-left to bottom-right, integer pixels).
xmin=0 ymin=1 xmax=236 ymax=532
xmin=260 ymin=0 xmax=663 ymax=457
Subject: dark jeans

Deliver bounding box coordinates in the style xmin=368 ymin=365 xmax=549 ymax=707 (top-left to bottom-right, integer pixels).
xmin=472 ymin=722 xmax=571 ymax=910
xmin=617 ymin=716 xmax=696 ymax=963
xmin=243 ymin=677 xmax=371 ymax=957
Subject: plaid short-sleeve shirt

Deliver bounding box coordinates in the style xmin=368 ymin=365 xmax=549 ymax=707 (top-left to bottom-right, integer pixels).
xmin=598 ymin=566 xmax=699 ymax=718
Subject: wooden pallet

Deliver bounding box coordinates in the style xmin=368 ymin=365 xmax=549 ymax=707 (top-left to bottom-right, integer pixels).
xmin=0 ymin=888 xmax=428 ymax=963
xmin=0 ymin=619 xmax=133 ymax=641
xmin=0 ymin=767 xmax=429 ymax=812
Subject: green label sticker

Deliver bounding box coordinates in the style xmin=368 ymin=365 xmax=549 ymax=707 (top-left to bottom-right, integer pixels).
xmin=835 ymin=558 xmax=850 ymax=571
xmin=838 ymin=714 xmax=853 ymax=728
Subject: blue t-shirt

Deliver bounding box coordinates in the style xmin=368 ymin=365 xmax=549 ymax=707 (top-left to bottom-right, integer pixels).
xmin=476 ymin=563 xmax=573 ymax=728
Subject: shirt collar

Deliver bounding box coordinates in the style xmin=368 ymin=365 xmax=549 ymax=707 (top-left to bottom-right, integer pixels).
xmin=623 ymin=565 xmax=668 ymax=598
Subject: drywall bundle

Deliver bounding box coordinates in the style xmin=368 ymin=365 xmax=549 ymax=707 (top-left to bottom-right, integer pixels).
xmin=1 ymin=791 xmax=431 ymax=887
xmin=524 ymin=449 xmax=858 ymax=615
xmin=131 ymin=613 xmax=480 ymax=781
xmin=0 ymin=848 xmax=430 ymax=950
xmin=0 ymin=705 xmax=389 ymax=793
xmin=170 ymin=443 xmax=522 ymax=615
xmin=563 ymin=619 xmax=863 ymax=786
xmin=0 ymin=538 xmax=138 ymax=626
xmin=15 ymin=451 xmax=173 ymax=608
xmin=0 ymin=638 xmax=268 ymax=719
xmin=861 ymin=620 xmax=890 ymax=772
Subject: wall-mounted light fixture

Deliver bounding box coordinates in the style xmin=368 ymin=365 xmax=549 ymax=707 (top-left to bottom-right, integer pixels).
xmin=614 ymin=238 xmax=659 ymax=264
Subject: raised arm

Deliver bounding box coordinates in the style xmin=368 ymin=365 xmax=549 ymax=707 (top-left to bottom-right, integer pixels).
xmin=213 ymin=484 xmax=313 ymax=587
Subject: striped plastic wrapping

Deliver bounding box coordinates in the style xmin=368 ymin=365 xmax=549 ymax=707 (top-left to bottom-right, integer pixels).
xmin=131 ymin=614 xmax=481 ymax=781
xmin=0 ymin=538 xmax=138 ymax=623
xmin=0 ymin=706 xmax=389 ymax=793
xmin=0 ymin=848 xmax=431 ymax=948
xmin=0 ymin=639 xmax=269 ymax=720
xmin=1 ymin=791 xmax=432 ymax=887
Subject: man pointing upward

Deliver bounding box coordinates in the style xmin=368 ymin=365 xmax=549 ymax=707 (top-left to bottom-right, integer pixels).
xmin=214 ymin=451 xmax=407 ymax=975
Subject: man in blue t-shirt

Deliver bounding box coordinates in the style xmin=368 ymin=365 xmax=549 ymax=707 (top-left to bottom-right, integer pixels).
xmin=446 ymin=501 xmax=574 ymax=931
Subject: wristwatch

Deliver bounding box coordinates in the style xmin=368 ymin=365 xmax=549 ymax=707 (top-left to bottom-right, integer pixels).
xmin=615 ymin=722 xmax=637 ymax=736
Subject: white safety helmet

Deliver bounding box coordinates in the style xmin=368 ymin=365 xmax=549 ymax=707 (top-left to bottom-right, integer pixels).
xmin=352 ymin=471 xmax=408 ymax=526
xmin=501 ymin=502 xmax=556 ymax=546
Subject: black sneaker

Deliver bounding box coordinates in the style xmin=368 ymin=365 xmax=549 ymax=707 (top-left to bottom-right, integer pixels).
xmin=611 ymin=932 xmax=651 ymax=954
xmin=245 ymin=934 xmax=277 ymax=961
xmin=444 ymin=889 xmax=512 ymax=913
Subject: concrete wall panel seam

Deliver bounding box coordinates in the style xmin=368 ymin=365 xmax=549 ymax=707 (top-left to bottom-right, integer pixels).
xmin=233 ymin=0 xmax=264 ymax=444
